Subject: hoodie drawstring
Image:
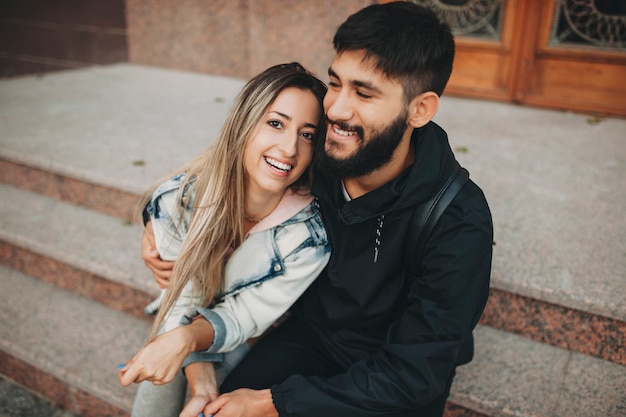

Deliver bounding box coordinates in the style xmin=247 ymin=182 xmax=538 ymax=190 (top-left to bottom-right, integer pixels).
xmin=374 ymin=215 xmax=384 ymax=262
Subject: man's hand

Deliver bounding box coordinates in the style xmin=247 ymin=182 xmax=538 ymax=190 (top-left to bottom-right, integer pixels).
xmin=142 ymin=221 xmax=175 ymax=288
xmin=202 ymin=389 xmax=278 ymax=417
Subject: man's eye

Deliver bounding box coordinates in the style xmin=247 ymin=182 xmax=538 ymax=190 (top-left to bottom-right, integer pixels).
xmin=356 ymin=90 xmax=372 ymax=99
xmin=328 ymin=81 xmax=340 ymax=88
xmin=268 ymin=120 xmax=283 ymax=129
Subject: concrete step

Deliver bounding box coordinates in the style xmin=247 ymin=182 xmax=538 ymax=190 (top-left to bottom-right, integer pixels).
xmin=0 ymin=183 xmax=158 ymax=320
xmin=448 ymin=326 xmax=626 ymax=417
xmin=2 ymin=265 xmax=623 ymax=417
xmin=0 ymin=265 xmax=148 ymax=416
xmin=0 ymin=374 xmax=77 ymax=417
xmin=0 ymin=64 xmax=624 ymax=414
xmin=1 ymin=65 xmax=623 ymax=325
xmin=1 ymin=65 xmax=624 ymax=326
xmin=1 ymin=166 xmax=623 ymax=366
xmin=0 ymin=156 xmax=142 ymax=223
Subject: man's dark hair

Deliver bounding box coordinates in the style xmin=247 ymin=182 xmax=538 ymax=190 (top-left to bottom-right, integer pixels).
xmin=333 ymin=1 xmax=455 ymax=101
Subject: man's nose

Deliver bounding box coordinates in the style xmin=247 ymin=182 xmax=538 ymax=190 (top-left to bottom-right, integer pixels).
xmin=325 ymin=90 xmax=354 ymax=122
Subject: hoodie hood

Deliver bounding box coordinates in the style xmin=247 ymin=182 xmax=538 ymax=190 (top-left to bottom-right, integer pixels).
xmin=313 ymin=121 xmax=460 ymax=225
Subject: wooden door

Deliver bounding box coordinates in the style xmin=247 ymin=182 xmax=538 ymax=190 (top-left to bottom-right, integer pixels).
xmin=384 ymin=0 xmax=626 ymax=117
xmin=511 ymin=0 xmax=626 ymax=117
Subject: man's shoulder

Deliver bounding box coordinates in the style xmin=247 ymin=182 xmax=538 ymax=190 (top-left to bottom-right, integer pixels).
xmin=437 ymin=178 xmax=493 ymax=243
xmin=453 ymin=178 xmax=491 ymax=213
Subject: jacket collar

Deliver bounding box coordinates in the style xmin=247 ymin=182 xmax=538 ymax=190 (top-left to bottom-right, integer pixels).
xmin=313 ymin=121 xmax=459 ymax=224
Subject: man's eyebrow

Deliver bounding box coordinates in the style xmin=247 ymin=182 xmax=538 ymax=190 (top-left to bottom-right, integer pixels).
xmin=269 ymin=111 xmax=318 ymax=129
xmin=328 ymin=66 xmax=383 ymax=95
xmin=352 ymin=79 xmax=383 ymax=95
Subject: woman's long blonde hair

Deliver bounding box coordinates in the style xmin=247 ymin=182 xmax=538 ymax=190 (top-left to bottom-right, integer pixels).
xmin=143 ymin=63 xmax=327 ymax=341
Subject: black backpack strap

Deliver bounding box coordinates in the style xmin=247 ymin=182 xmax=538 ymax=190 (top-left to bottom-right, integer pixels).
xmin=404 ymin=166 xmax=470 ymax=270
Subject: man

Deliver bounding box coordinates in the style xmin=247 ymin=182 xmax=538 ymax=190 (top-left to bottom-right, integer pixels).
xmin=138 ymin=2 xmax=492 ymax=416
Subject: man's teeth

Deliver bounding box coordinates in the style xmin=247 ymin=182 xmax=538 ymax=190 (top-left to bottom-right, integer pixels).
xmin=333 ymin=125 xmax=357 ymax=137
xmin=265 ymin=157 xmax=292 ymax=171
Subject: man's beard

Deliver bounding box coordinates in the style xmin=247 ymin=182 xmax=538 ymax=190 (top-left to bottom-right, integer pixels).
xmin=318 ymin=110 xmax=408 ymax=179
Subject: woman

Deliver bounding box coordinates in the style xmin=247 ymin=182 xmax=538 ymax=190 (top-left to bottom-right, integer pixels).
xmin=119 ymin=63 xmax=330 ymax=417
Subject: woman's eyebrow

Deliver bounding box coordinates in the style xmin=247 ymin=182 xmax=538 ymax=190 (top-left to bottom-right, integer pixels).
xmin=269 ymin=111 xmax=318 ymax=129
xmin=269 ymin=110 xmax=291 ymax=120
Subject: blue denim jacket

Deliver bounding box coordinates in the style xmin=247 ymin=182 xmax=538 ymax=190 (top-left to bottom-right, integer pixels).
xmin=146 ymin=173 xmax=330 ymax=364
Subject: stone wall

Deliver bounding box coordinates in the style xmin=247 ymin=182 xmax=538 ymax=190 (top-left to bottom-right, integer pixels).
xmin=0 ymin=0 xmax=128 ymax=77
xmin=125 ymin=0 xmax=373 ymax=80
xmin=1 ymin=1 xmax=373 ymax=80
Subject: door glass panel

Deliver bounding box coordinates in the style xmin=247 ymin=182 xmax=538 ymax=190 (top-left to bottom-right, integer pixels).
xmin=550 ymin=0 xmax=626 ymax=50
xmin=410 ymin=0 xmax=505 ymax=40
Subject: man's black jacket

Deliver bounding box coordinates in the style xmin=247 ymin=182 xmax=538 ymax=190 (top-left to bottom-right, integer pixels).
xmin=271 ymin=121 xmax=494 ymax=416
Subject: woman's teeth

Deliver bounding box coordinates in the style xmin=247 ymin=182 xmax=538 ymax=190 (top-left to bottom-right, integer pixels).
xmin=265 ymin=157 xmax=292 ymax=172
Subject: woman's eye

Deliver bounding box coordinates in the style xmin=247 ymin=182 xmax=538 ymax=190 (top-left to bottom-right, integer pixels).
xmin=301 ymin=131 xmax=316 ymax=141
xmin=268 ymin=120 xmax=283 ymax=129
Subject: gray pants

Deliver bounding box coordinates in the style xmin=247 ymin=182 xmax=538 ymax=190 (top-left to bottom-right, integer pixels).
xmin=131 ymin=343 xmax=249 ymax=417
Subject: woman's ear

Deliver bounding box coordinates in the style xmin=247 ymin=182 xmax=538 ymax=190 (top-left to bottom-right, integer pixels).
xmin=407 ymin=92 xmax=439 ymax=128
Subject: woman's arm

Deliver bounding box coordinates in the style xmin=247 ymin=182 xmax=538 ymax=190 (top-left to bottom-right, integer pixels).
xmin=179 ymin=362 xmax=219 ymax=417
xmin=120 ymin=212 xmax=212 ymax=387
xmin=182 ymin=218 xmax=330 ymax=365
xmin=122 ymin=206 xmax=329 ymax=384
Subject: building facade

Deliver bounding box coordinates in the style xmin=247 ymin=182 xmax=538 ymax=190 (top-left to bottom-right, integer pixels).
xmin=2 ymin=0 xmax=625 ymax=116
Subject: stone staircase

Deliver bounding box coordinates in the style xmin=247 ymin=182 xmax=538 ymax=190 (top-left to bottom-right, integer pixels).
xmin=0 ymin=64 xmax=624 ymax=417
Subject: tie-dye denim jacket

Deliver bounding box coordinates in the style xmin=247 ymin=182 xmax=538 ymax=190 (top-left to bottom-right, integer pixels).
xmin=145 ymin=173 xmax=330 ymax=364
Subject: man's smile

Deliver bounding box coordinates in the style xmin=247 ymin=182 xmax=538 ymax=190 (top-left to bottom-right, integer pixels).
xmin=331 ymin=124 xmax=358 ymax=137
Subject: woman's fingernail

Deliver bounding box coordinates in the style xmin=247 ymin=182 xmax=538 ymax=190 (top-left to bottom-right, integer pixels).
xmin=198 ymin=413 xmax=204 ymax=417
xmin=116 ymin=364 xmax=126 ymax=370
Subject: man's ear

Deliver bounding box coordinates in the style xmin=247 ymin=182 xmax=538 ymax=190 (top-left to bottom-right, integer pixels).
xmin=407 ymin=92 xmax=439 ymax=128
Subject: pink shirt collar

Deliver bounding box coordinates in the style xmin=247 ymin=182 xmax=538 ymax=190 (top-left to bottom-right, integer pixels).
xmin=248 ymin=188 xmax=314 ymax=234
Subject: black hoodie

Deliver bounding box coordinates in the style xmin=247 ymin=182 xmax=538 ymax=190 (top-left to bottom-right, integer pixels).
xmin=272 ymin=121 xmax=494 ymax=416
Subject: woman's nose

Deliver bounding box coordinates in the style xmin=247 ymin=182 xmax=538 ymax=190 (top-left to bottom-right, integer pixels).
xmin=278 ymin=131 xmax=298 ymax=157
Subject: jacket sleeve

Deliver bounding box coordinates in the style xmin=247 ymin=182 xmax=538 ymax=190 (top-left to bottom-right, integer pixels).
xmin=146 ymin=174 xmax=192 ymax=262
xmin=272 ymin=187 xmax=493 ymax=416
xmin=184 ymin=226 xmax=331 ymax=364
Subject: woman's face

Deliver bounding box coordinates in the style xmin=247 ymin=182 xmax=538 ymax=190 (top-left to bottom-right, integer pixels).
xmin=244 ymin=87 xmax=321 ymax=199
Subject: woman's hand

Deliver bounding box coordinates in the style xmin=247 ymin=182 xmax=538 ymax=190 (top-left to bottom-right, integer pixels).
xmin=179 ymin=362 xmax=219 ymax=417
xmin=118 ymin=317 xmax=216 ymax=387
xmin=118 ymin=326 xmax=194 ymax=386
